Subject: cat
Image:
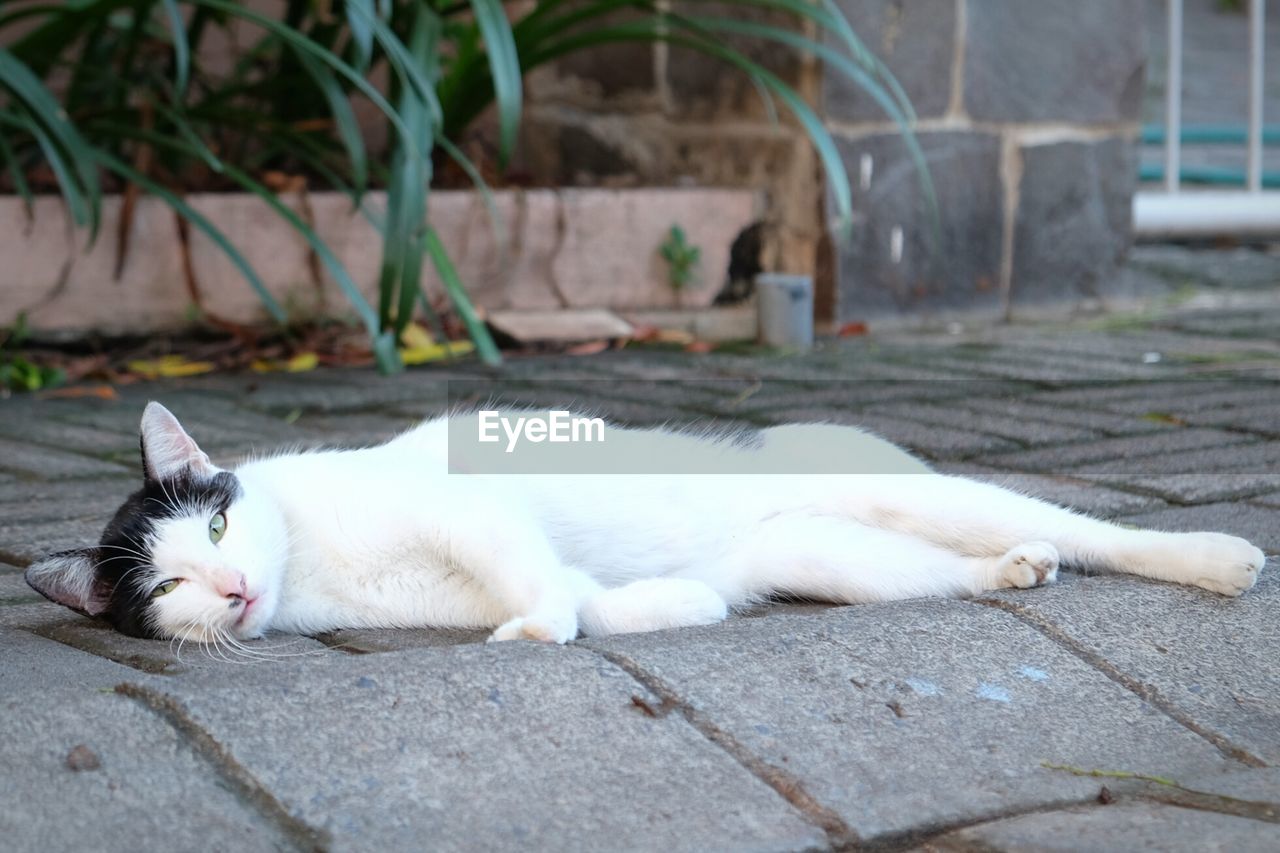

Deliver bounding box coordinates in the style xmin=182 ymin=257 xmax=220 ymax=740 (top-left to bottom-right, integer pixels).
xmin=25 ymin=401 xmax=1266 ymax=645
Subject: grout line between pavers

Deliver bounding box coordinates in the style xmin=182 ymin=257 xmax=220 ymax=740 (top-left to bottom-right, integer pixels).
xmin=592 ymin=647 xmax=853 ymax=850
xmin=972 ymin=599 xmax=1268 ymax=769
xmin=851 ymin=797 xmax=1105 ymax=853
xmin=1135 ymin=789 xmax=1280 ymax=824
xmin=115 ymin=682 xmax=331 ymax=853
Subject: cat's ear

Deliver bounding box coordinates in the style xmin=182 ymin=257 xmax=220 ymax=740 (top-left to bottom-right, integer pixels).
xmin=140 ymin=401 xmax=217 ymax=481
xmin=25 ymin=549 xmax=111 ymax=617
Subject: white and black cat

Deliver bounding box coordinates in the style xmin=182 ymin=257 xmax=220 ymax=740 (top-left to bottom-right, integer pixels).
xmin=25 ymin=402 xmax=1265 ymax=644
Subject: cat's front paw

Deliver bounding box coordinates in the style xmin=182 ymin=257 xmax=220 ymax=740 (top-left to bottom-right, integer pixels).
xmin=1177 ymin=532 xmax=1265 ymax=597
xmin=488 ymin=613 xmax=577 ymax=644
xmin=991 ymin=541 xmax=1059 ymax=590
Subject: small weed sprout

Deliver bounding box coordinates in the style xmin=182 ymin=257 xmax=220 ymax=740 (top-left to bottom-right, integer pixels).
xmin=660 ymin=226 xmax=702 ymax=292
xmin=0 ymin=314 xmax=65 ymax=393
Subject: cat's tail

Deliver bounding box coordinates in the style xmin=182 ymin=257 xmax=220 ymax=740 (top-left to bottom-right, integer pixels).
xmin=578 ymin=578 xmax=727 ymax=638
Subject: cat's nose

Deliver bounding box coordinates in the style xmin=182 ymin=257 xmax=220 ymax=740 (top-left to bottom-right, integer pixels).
xmin=218 ymin=572 xmax=248 ymax=601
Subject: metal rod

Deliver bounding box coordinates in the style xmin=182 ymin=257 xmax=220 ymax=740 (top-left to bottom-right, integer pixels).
xmin=1139 ymin=162 xmax=1280 ymax=188
xmin=1134 ymin=191 xmax=1280 ymax=237
xmin=1141 ymin=123 xmax=1280 ymax=145
xmin=1166 ymin=0 xmax=1184 ymax=193
xmin=1248 ymin=0 xmax=1266 ymax=193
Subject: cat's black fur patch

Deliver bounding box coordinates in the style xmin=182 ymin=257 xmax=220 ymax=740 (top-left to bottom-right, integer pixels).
xmin=95 ymin=471 xmax=242 ymax=638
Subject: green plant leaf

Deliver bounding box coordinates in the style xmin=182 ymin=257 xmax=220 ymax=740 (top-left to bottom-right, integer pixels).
xmin=187 ymin=0 xmax=425 ymax=162
xmin=424 ymin=228 xmax=501 ymax=367
xmin=0 ymin=47 xmax=100 ymax=235
xmin=0 ymin=123 xmax=34 ymax=218
xmin=388 ymin=7 xmax=438 ymax=339
xmin=674 ymin=14 xmax=938 ymax=232
xmin=160 ymin=0 xmax=191 ymax=98
xmin=293 ymin=49 xmax=368 ymax=195
xmin=344 ymin=0 xmax=443 ymax=130
xmin=345 ymin=0 xmax=375 ymax=72
xmin=468 ymin=0 xmax=522 ymax=165
xmin=93 ymin=148 xmax=288 ymax=324
xmin=530 ymin=21 xmax=858 ymax=234
xmin=0 ymin=110 xmax=91 ymax=228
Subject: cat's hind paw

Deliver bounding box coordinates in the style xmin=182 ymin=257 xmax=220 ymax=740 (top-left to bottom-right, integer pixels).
xmin=986 ymin=541 xmax=1059 ymax=591
xmin=488 ymin=613 xmax=577 ymax=644
xmin=1176 ymin=532 xmax=1265 ymax=597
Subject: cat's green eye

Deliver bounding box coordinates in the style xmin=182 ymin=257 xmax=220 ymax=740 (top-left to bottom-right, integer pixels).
xmin=209 ymin=511 xmax=227 ymax=544
xmin=151 ymin=579 xmax=182 ymax=598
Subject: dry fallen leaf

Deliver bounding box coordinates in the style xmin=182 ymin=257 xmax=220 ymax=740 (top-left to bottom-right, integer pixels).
xmin=65 ymin=744 xmax=101 ymax=772
xmin=838 ymin=321 xmax=870 ymax=337
xmin=38 ymin=385 xmax=119 ymax=401
xmin=565 ymin=340 xmax=610 ymax=356
xmin=251 ymin=351 xmax=321 ymax=374
xmin=126 ymin=355 xmax=215 ymax=379
xmin=655 ymin=329 xmax=695 ymax=345
xmin=400 ymin=340 xmax=475 ymax=365
xmin=629 ymin=324 xmax=661 ymax=342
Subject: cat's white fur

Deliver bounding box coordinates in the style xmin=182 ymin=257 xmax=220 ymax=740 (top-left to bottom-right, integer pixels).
xmin=130 ymin=403 xmax=1268 ymax=643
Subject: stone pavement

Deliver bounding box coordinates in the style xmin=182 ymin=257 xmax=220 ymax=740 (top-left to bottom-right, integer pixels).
xmin=3 ymin=288 xmax=1280 ymax=851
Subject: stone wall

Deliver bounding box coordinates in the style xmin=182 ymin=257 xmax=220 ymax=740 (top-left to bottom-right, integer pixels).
xmin=822 ymin=0 xmax=1145 ymax=325
xmin=507 ymin=4 xmax=825 ymax=290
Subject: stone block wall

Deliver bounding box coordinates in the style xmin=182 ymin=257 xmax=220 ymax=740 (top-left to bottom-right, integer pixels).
xmin=822 ymin=0 xmax=1145 ymax=324
xmin=507 ymin=4 xmax=825 ymax=288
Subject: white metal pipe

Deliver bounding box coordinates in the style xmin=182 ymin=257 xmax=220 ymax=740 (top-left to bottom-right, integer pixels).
xmin=1248 ymin=0 xmax=1266 ymax=193
xmin=1134 ymin=191 xmax=1280 ymax=237
xmin=1166 ymin=0 xmax=1184 ymax=193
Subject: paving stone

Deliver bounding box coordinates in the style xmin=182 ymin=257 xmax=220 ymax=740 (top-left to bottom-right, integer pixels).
xmin=0 ymin=598 xmax=80 ymax=630
xmin=729 ymin=387 xmax=931 ymax=421
xmin=0 ymin=416 xmax=137 ymax=457
xmin=898 ymin=350 xmax=1165 ymax=382
xmin=984 ymin=565 xmax=1280 ymax=764
xmin=0 ymin=632 xmax=291 ymax=852
xmin=1118 ymin=503 xmax=1280 ymax=553
xmin=0 ymin=437 xmax=131 ymax=479
xmin=588 ymin=600 xmax=1231 ymax=843
xmin=287 ymin=411 xmax=423 ymax=446
xmin=1172 ymin=766 xmax=1280 ymax=808
xmin=934 ymin=464 xmax=1165 ymax=516
xmin=978 ymin=428 xmax=1255 ymax=473
xmin=867 ymin=402 xmax=1096 ymax=446
xmin=0 ymin=517 xmax=107 ymax=566
xmin=313 ymin=626 xmax=490 ymax=653
xmin=240 ymin=372 xmax=454 ymax=414
xmin=132 ymin=394 xmax=309 ymax=455
xmin=926 ymin=801 xmax=1280 ymax=852
xmin=1068 ymin=442 xmax=1280 ymax=480
xmin=0 ymin=480 xmax=135 ymax=519
xmin=964 ymin=0 xmax=1143 ymax=122
xmin=1129 ymin=245 xmax=1280 ymax=294
xmin=983 ymin=330 xmax=1279 ymax=365
xmin=1183 ymin=401 xmax=1280 ymax=437
xmin=1251 ymin=490 xmax=1280 ymax=510
xmin=1030 ymin=380 xmax=1277 ymax=415
xmin=132 ymin=643 xmax=825 ymax=851
xmin=952 ymin=396 xmax=1175 ymax=437
xmin=31 ymin=616 xmax=332 ymax=676
xmin=1119 ymin=474 xmax=1280 ymax=505
xmin=1105 ymin=383 xmax=1277 ymax=419
xmin=0 ymin=569 xmax=43 ymax=606
xmin=773 ymin=408 xmax=1014 ymax=460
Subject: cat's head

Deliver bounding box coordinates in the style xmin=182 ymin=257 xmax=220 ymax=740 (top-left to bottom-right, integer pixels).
xmin=25 ymin=402 xmax=289 ymax=642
